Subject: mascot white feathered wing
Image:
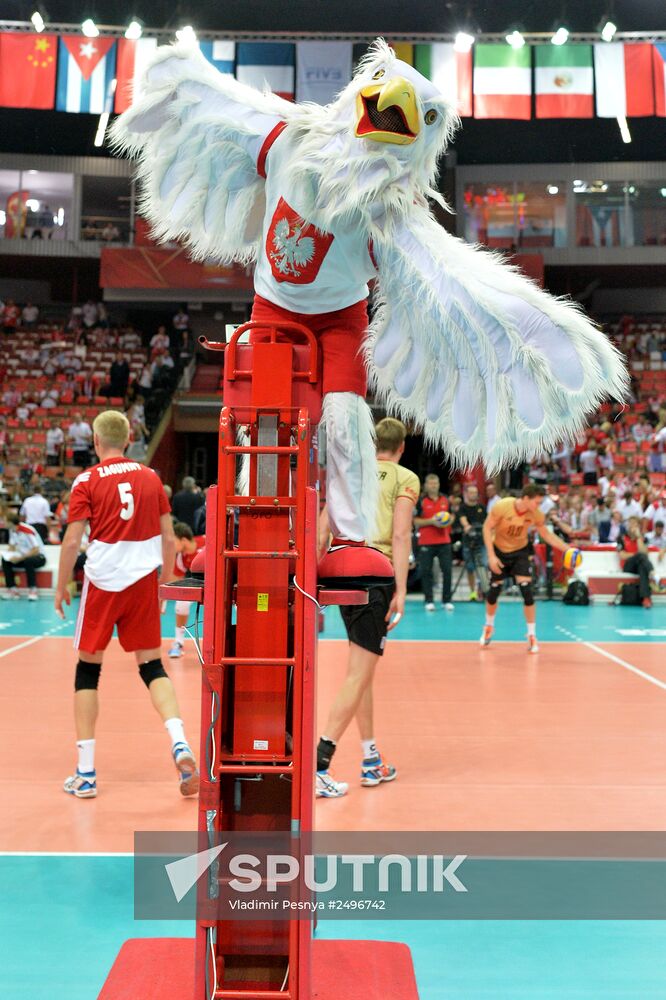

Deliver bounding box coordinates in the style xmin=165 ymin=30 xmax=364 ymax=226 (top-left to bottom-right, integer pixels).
xmin=112 ymin=38 xmax=628 ymax=544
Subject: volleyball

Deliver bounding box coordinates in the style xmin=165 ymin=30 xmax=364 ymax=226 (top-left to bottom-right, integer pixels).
xmin=434 ymin=510 xmax=452 ymax=527
xmin=563 ymin=547 xmax=583 ymax=571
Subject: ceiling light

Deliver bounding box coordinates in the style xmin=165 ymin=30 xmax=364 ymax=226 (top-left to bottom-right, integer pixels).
xmin=547 ymin=185 xmax=559 ymax=195
xmin=506 ymin=31 xmax=525 ymax=49
xmin=176 ymin=25 xmax=197 ymax=44
xmin=617 ymin=115 xmax=631 ymax=144
xmin=25 ymin=199 xmax=40 ymax=212
xmin=94 ymin=112 xmax=110 ymax=148
xmin=0 ymin=210 xmax=6 ymax=226
xmin=81 ymin=18 xmax=99 ymax=38
xmin=30 ymin=10 xmax=45 ymax=32
xmin=601 ymin=21 xmax=617 ymax=42
xmin=551 ymin=27 xmax=569 ymax=46
xmin=660 ymin=188 xmax=666 ymax=198
xmin=125 ymin=20 xmax=142 ymax=40
xmin=454 ymin=32 xmax=475 ymax=54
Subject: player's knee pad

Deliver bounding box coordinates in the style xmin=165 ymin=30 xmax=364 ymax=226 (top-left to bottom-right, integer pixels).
xmin=519 ymin=582 xmax=534 ymax=606
xmin=139 ymin=658 xmax=168 ymax=688
xmin=175 ymin=601 xmax=191 ymax=618
xmin=486 ymin=582 xmax=501 ymax=606
xmin=75 ymin=659 xmax=101 ymax=691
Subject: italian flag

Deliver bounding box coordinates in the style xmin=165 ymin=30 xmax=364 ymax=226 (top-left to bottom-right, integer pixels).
xmin=535 ymin=45 xmax=593 ymax=118
xmin=594 ymin=43 xmax=654 ymax=117
xmin=473 ymin=44 xmax=531 ymax=119
xmin=414 ymin=43 xmax=472 ymax=117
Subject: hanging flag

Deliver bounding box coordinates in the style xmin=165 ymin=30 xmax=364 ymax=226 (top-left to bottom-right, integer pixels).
xmin=56 ymin=36 xmax=117 ymax=114
xmin=199 ymin=40 xmax=235 ymax=76
xmin=295 ymin=41 xmax=352 ymax=104
xmin=388 ymin=42 xmax=414 ymax=66
xmin=473 ymin=44 xmax=531 ymax=119
xmin=594 ymin=43 xmax=654 ymax=117
xmin=0 ymin=32 xmax=57 ymax=109
xmin=236 ymin=43 xmax=295 ymax=101
xmin=114 ymin=37 xmax=158 ymax=113
xmin=414 ymin=43 xmax=472 ymax=117
xmin=653 ymin=43 xmax=666 ymax=116
xmin=535 ymin=44 xmax=593 ymax=118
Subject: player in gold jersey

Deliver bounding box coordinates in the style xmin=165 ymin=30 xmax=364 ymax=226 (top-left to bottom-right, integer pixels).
xmin=481 ymin=484 xmax=575 ymax=653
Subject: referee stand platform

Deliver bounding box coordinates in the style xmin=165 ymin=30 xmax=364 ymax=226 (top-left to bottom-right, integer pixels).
xmin=98 ymin=321 xmax=419 ymax=1000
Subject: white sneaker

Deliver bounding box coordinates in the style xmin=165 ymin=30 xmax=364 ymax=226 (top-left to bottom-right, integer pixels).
xmin=168 ymin=641 xmax=184 ymax=658
xmin=316 ymin=771 xmax=348 ymax=798
xmin=443 ymin=602 xmax=454 ymax=611
xmin=425 ymin=602 xmax=436 ymax=612
xmin=2 ymin=589 xmax=20 ymax=600
xmin=527 ymin=635 xmax=539 ymax=654
xmin=28 ymin=589 xmax=38 ymax=601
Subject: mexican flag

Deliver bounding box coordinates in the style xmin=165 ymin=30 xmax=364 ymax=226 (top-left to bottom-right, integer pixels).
xmin=473 ymin=44 xmax=531 ymax=119
xmin=414 ymin=43 xmax=472 ymax=117
xmin=535 ymin=45 xmax=593 ymax=118
xmin=594 ymin=43 xmax=654 ymax=117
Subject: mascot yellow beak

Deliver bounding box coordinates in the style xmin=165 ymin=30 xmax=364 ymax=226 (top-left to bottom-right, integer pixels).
xmin=355 ymin=76 xmax=420 ymax=145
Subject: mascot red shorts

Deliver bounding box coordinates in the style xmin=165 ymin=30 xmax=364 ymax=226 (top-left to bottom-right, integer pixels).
xmin=250 ymin=294 xmax=369 ymax=396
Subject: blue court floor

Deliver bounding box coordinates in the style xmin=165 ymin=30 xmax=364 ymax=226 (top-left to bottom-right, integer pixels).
xmin=1 ymin=597 xmax=665 ymax=998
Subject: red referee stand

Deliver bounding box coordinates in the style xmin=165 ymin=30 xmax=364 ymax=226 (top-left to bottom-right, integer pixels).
xmin=99 ymin=322 xmax=418 ymax=1000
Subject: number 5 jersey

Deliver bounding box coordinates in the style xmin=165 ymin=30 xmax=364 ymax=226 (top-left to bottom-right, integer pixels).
xmin=68 ymin=458 xmax=171 ymax=591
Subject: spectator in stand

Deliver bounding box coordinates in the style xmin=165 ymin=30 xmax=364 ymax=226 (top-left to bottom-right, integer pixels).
xmin=19 ymin=485 xmax=52 ymax=543
xmin=413 ymin=473 xmax=454 ymax=612
xmin=81 ymin=300 xmax=99 ymax=329
xmin=40 ymin=380 xmax=60 ymax=408
xmin=171 ymin=476 xmax=205 ymax=531
xmin=151 ymin=354 xmax=174 ymax=393
xmin=107 ymin=351 xmax=130 ymax=399
xmin=136 ymin=363 xmax=153 ymax=399
xmin=150 ymin=325 xmax=170 ymax=360
xmin=597 ymin=444 xmax=614 ymax=475
xmin=171 ymin=306 xmax=190 ymax=366
xmin=615 ymin=489 xmax=643 ymax=523
xmin=21 ymin=302 xmax=39 ymax=328
xmin=46 ymin=422 xmax=65 ymax=466
xmin=119 ymin=326 xmax=141 ymax=352
xmin=587 ymin=496 xmax=612 ymax=542
xmin=79 ymin=372 xmax=97 ymax=400
xmin=579 ymin=440 xmax=599 ymax=486
xmin=2 ymin=383 xmax=21 ymax=408
xmin=552 ymin=441 xmax=572 ymax=477
xmin=101 ymin=222 xmax=120 ymax=242
xmin=67 ymin=411 xmax=93 ymax=468
xmin=1 ymin=299 xmax=20 ymax=334
xmin=126 ymin=399 xmax=149 ymax=447
xmin=647 ymin=520 xmax=666 ymax=568
xmin=618 ymin=516 xmax=655 ymax=609
xmin=1 ymin=513 xmax=46 ymax=600
xmin=643 ymin=493 xmax=666 ymax=533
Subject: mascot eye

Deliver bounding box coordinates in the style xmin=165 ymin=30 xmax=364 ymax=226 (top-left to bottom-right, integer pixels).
xmin=372 ymin=69 xmax=385 ymax=80
xmin=424 ymin=109 xmax=438 ymax=125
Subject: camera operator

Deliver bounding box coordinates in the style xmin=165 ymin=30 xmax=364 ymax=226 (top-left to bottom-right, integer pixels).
xmin=458 ymin=483 xmax=488 ymax=601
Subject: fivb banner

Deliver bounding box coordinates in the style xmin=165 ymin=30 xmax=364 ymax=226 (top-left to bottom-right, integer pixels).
xmin=295 ymin=42 xmax=352 ymax=105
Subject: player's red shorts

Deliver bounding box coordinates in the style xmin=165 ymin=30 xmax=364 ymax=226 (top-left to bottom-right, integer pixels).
xmin=74 ymin=570 xmax=161 ymax=653
xmin=250 ymin=294 xmax=368 ymax=396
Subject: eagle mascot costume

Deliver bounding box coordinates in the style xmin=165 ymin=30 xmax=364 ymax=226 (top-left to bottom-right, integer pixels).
xmin=112 ymin=38 xmax=627 ymax=568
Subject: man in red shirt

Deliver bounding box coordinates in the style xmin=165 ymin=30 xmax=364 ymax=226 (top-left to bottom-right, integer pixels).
xmin=54 ymin=410 xmax=198 ymax=799
xmin=169 ymin=521 xmax=206 ymax=658
xmin=413 ymin=473 xmax=454 ymax=611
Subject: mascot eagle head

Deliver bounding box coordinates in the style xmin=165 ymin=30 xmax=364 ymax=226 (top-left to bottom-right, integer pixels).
xmin=287 ymin=38 xmax=459 ymax=229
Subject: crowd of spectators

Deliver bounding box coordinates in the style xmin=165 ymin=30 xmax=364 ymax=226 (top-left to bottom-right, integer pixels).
xmin=0 ymin=298 xmax=195 ymax=541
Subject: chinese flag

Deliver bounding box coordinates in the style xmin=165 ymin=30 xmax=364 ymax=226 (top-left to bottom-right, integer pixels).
xmin=0 ymin=32 xmax=57 ymax=108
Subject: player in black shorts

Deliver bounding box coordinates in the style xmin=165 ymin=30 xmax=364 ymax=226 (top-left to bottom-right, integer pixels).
xmin=316 ymin=419 xmax=419 ymax=798
xmin=481 ymin=484 xmax=577 ymax=654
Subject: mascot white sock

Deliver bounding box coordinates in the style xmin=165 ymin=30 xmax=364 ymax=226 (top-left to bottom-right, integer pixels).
xmin=321 ymin=392 xmax=378 ymax=544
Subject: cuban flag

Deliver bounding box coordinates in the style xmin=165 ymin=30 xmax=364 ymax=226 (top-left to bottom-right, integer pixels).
xmin=56 ymin=36 xmax=117 ymax=114
xmin=236 ymin=42 xmax=295 ymax=101
xmin=653 ymin=43 xmax=666 ymax=116
xmin=199 ymin=40 xmax=235 ymax=76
